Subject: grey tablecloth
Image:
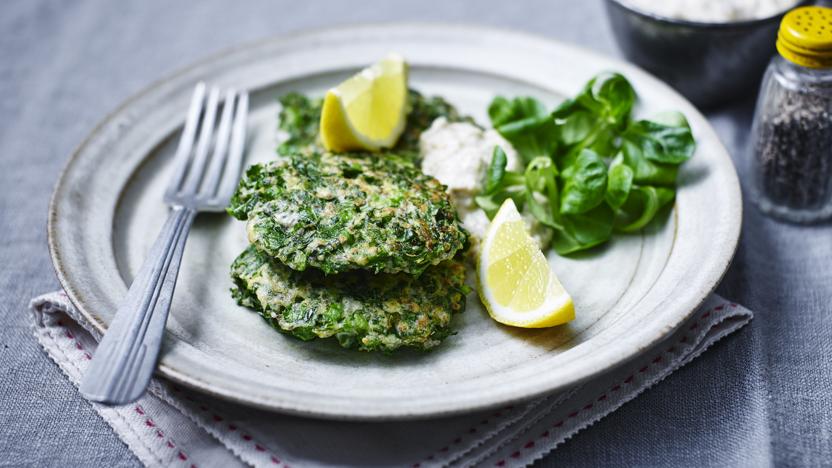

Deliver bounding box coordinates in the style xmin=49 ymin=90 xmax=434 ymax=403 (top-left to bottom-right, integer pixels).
xmin=1 ymin=1 xmax=829 ymax=466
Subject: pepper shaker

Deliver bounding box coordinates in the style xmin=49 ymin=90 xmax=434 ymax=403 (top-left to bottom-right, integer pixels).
xmin=748 ymin=6 xmax=832 ymax=223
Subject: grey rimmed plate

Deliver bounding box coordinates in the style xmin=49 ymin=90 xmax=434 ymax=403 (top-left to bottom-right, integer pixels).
xmin=48 ymin=24 xmax=741 ymax=420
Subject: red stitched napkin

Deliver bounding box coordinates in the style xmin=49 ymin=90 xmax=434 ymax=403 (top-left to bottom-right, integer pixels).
xmin=29 ymin=292 xmax=751 ymax=468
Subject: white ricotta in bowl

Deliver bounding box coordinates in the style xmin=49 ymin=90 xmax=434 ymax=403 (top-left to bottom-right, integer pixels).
xmin=621 ymin=0 xmax=799 ymax=22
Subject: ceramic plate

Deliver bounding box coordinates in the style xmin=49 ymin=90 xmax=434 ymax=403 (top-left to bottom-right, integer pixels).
xmin=48 ymin=24 xmax=741 ymax=420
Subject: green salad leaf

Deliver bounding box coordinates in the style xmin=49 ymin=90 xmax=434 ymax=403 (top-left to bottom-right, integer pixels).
xmin=560 ymin=149 xmax=608 ymax=215
xmin=488 ymin=96 xmax=548 ymax=126
xmin=622 ymin=111 xmax=694 ymax=164
xmin=524 ymin=156 xmax=560 ymax=229
xmin=563 ymin=72 xmax=634 ymax=126
xmin=605 ymin=158 xmax=634 ymax=210
xmin=487 ymin=96 xmax=558 ymax=164
xmin=474 ymin=147 xmax=527 ymax=219
xmin=475 ymin=148 xmax=560 ymax=231
xmin=484 ymin=145 xmax=508 ymax=193
xmin=552 ymin=72 xmax=636 ymax=166
xmin=614 ymin=186 xmax=676 ymax=232
xmin=482 ymin=72 xmax=694 ymax=255
xmin=552 ymin=204 xmax=615 ymax=255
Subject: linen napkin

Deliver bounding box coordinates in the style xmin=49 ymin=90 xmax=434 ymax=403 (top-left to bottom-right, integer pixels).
xmin=29 ymin=291 xmax=751 ymax=467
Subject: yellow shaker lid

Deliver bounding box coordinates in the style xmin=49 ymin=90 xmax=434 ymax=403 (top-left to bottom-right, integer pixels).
xmin=777 ymin=6 xmax=832 ymax=68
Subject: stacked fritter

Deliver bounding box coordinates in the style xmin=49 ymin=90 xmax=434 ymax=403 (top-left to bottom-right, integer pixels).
xmin=227 ymin=93 xmax=471 ymax=352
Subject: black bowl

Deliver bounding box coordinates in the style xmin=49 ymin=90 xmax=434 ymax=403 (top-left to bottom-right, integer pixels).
xmin=604 ymin=0 xmax=807 ymax=109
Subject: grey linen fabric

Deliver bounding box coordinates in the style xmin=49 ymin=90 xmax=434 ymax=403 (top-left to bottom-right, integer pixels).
xmin=0 ymin=1 xmax=829 ymax=466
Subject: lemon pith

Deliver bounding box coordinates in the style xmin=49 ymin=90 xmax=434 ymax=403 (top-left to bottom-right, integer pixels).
xmin=320 ymin=54 xmax=408 ymax=152
xmin=478 ymin=199 xmax=575 ymax=328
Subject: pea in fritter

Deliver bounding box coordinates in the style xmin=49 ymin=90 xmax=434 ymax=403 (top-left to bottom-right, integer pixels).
xmin=228 ymin=151 xmax=469 ymax=275
xmin=231 ymin=245 xmax=469 ymax=352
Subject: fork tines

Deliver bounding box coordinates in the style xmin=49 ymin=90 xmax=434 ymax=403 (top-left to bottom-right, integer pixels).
xmin=164 ymin=83 xmax=248 ymax=211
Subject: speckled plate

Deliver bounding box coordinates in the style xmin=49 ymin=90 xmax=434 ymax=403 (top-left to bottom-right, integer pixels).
xmin=48 ymin=24 xmax=741 ymax=420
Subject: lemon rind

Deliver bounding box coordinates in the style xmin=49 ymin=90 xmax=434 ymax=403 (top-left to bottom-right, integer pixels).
xmin=319 ymin=55 xmax=408 ymax=152
xmin=477 ymin=200 xmax=575 ymax=329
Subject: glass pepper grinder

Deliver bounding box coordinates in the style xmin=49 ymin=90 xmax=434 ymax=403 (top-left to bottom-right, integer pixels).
xmin=748 ymin=6 xmax=832 ymax=223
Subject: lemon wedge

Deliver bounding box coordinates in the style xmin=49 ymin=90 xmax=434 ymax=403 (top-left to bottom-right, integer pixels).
xmin=320 ymin=54 xmax=408 ymax=152
xmin=477 ymin=199 xmax=575 ymax=328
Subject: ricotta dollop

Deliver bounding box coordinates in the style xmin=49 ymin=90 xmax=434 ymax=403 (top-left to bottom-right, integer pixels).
xmin=419 ymin=118 xmax=520 ymax=241
xmin=419 ymin=118 xmax=552 ymax=249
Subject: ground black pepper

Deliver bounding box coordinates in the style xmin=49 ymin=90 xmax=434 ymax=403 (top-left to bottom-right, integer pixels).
xmin=755 ymin=94 xmax=832 ymax=210
xmin=748 ymin=5 xmax=832 ymax=222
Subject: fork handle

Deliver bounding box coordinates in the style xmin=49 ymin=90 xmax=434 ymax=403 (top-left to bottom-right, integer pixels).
xmin=80 ymin=206 xmax=196 ymax=405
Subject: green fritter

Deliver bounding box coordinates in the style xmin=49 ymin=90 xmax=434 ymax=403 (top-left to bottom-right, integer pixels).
xmin=231 ymin=245 xmax=469 ymax=352
xmin=228 ymin=151 xmax=469 ymax=275
xmin=276 ymin=89 xmax=473 ymax=163
xmin=276 ymin=92 xmax=321 ymax=157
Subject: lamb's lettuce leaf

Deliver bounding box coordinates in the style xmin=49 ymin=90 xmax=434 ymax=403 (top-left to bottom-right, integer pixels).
xmin=613 ymin=186 xmax=676 ymax=232
xmin=560 ymin=149 xmax=608 ymax=215
xmin=488 ymin=96 xmax=558 ymax=164
xmin=524 ymin=156 xmax=560 ymax=229
xmin=621 ymin=111 xmax=695 ymax=166
xmin=551 ymin=204 xmax=615 ymax=255
xmin=605 ymin=158 xmax=634 ymax=210
xmin=480 ymin=72 xmax=694 ymax=255
xmin=475 ymin=146 xmax=526 ymax=219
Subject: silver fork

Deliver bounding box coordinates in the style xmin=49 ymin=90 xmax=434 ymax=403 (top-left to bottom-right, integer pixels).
xmin=80 ymin=83 xmax=248 ymax=405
